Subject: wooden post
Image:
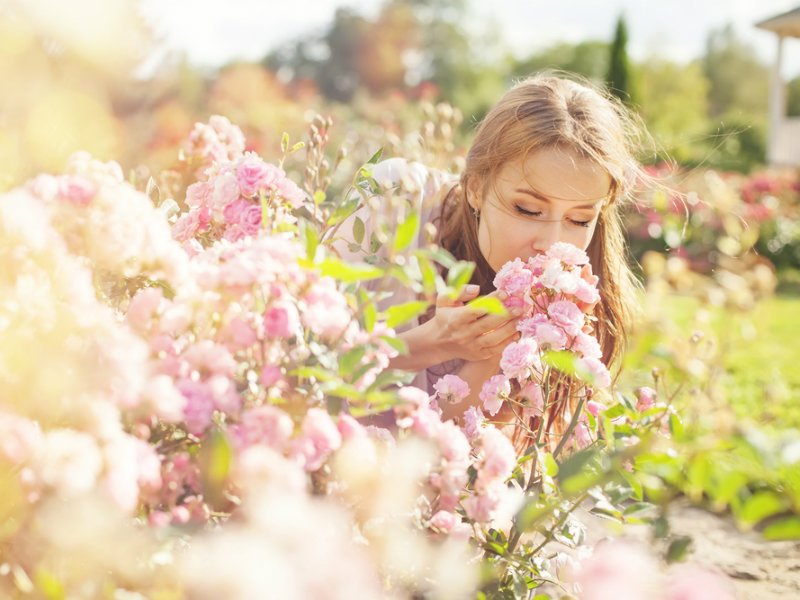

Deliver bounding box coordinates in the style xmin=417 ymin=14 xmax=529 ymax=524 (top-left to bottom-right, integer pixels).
xmin=768 ymin=35 xmax=785 ymax=165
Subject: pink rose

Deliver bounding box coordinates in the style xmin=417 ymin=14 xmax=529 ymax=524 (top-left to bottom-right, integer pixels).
xmin=461 ymin=406 xmax=485 ymax=441
xmin=57 ymin=175 xmax=95 ymax=206
xmin=222 ymin=197 xmax=251 ymax=224
xmin=577 ymin=357 xmax=612 ymax=389
xmin=479 ymin=374 xmax=511 ymax=416
xmin=177 ymin=379 xmax=215 ymax=435
xmin=126 ymin=287 xmax=163 ymax=333
xmin=500 ymin=337 xmax=540 ymax=380
xmin=545 ymin=241 xmax=589 ymax=266
xmin=263 ymin=301 xmax=300 ymax=339
xmin=232 ymin=405 xmax=294 ymax=452
xmin=462 ymin=480 xmax=505 ymax=524
xmin=433 ymin=374 xmax=470 ymax=404
xmin=275 ymin=175 xmax=305 ymax=208
xmin=430 ymin=510 xmax=458 ymax=533
xmin=236 ymin=154 xmax=277 ymax=197
xmin=259 ymin=365 xmax=283 ymax=387
xmin=478 ymin=426 xmax=516 ymax=482
xmin=290 ymin=408 xmax=342 ymax=472
xmin=573 ymin=540 xmax=660 ymax=600
xmin=211 ymin=168 xmax=241 ymax=210
xmin=547 ymin=300 xmax=585 ymax=337
xmin=572 ymin=331 xmax=603 ymax=360
xmin=493 ymin=258 xmax=534 ymax=296
xmin=436 ymin=421 xmax=471 ymax=464
xmin=337 ymin=414 xmax=367 ymax=440
xmin=665 ymin=564 xmax=736 ymax=600
xmin=635 ymin=386 xmax=656 ymax=411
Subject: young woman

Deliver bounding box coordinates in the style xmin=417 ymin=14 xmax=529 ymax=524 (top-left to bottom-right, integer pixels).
xmin=337 ymin=73 xmax=646 ymax=448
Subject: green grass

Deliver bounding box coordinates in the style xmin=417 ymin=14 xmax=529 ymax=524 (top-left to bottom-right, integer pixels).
xmin=623 ymin=294 xmax=800 ymax=429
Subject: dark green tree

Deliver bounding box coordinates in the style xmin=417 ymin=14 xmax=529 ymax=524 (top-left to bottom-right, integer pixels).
xmin=607 ymin=14 xmax=633 ymax=104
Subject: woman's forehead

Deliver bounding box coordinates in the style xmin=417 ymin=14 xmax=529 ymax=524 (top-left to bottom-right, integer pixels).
xmin=494 ymin=147 xmax=612 ymax=203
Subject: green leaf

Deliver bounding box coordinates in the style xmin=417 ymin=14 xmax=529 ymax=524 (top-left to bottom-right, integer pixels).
xmin=762 ymin=516 xmax=800 ymax=540
xmin=666 ymin=536 xmax=692 ymax=562
xmin=313 ymin=189 xmax=326 ymax=205
xmin=446 ymin=261 xmax=475 ymax=291
xmin=329 ymin=196 xmax=361 ymax=225
xmin=281 ymin=131 xmax=289 ymax=153
xmin=365 ymin=368 xmax=415 ymax=393
xmin=200 ymin=430 xmax=232 ymax=508
xmin=735 ymin=491 xmax=787 ymax=526
xmin=315 ymin=257 xmax=383 ymax=282
xmin=363 ymin=302 xmax=377 ymax=333
xmin=544 ymin=453 xmax=559 ymax=477
xmin=352 ymin=216 xmax=366 ymax=244
xmin=303 ymin=223 xmax=319 ymax=261
xmin=380 ymin=335 xmax=408 ymax=355
xmin=385 ymin=300 xmax=429 ymax=328
xmin=623 ymin=502 xmax=657 ymax=516
xmin=393 ymin=210 xmax=419 ymax=252
xmin=290 ymin=141 xmax=305 ymax=153
xmin=542 ymin=350 xmax=579 ymax=376
xmin=339 ymin=346 xmax=367 ymax=376
xmin=465 ymin=295 xmax=508 ymax=316
xmin=366 ymin=147 xmax=383 ymax=165
xmin=34 ymin=568 xmax=65 ymax=600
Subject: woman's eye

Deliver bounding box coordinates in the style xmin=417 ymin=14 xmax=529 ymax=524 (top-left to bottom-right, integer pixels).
xmin=569 ymin=219 xmax=591 ymax=228
xmin=514 ymin=205 xmax=542 ymax=217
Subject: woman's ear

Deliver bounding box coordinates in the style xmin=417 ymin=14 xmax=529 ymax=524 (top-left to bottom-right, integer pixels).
xmin=465 ymin=176 xmax=483 ymax=212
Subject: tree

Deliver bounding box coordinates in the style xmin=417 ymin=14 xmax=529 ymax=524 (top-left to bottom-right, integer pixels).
xmin=635 ymin=58 xmax=710 ymax=164
xmin=607 ymin=14 xmax=633 ymax=104
xmin=702 ymin=25 xmax=769 ymax=118
xmin=512 ymin=41 xmax=610 ymax=84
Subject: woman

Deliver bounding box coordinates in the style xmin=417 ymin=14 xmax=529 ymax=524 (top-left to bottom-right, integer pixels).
xmin=337 ymin=73 xmax=645 ymax=448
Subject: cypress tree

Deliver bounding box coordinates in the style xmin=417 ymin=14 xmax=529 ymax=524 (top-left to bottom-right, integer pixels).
xmin=607 ymin=14 xmax=632 ymax=104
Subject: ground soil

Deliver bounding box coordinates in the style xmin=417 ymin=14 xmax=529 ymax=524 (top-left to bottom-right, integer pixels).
xmin=581 ymin=498 xmax=800 ymax=599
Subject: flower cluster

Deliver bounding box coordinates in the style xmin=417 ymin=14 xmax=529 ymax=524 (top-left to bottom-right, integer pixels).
xmin=172 ymin=149 xmax=307 ymax=246
xmin=479 ymin=243 xmax=610 ymax=445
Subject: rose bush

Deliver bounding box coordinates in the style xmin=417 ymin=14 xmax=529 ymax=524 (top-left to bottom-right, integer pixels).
xmin=0 ymin=114 xmax=761 ymax=600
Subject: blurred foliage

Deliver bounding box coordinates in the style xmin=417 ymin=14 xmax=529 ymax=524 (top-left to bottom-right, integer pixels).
xmin=607 ymin=14 xmax=634 ymax=105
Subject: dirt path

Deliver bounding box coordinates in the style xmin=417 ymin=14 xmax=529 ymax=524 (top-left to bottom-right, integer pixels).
xmin=581 ymin=499 xmax=800 ymax=599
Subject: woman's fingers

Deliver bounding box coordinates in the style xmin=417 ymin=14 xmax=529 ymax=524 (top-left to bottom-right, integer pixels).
xmin=436 ymin=284 xmax=480 ymax=308
xmin=475 ymin=320 xmax=521 ymax=352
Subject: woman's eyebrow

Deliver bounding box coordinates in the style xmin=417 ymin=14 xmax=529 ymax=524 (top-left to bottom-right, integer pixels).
xmin=514 ymin=188 xmax=603 ymax=210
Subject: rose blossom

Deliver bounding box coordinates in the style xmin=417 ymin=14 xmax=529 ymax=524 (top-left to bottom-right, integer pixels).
xmin=461 ymin=406 xmax=485 ymax=441
xmin=263 ymin=301 xmax=300 ymax=339
xmin=290 ymin=408 xmax=342 ymax=472
xmin=500 ymin=337 xmax=540 ymax=380
xmin=545 ymin=241 xmax=590 ymax=266
xmin=479 ymin=374 xmax=511 ymax=416
xmin=477 ymin=425 xmax=516 ymax=483
xmin=547 ymin=300 xmax=585 ymax=337
xmin=577 ymin=357 xmax=612 ymax=389
xmin=493 ymin=257 xmax=534 ymax=296
xmin=433 ymin=374 xmax=470 ymax=404
xmin=635 ymin=386 xmax=656 ymax=411
xmin=430 ymin=510 xmax=458 ymax=533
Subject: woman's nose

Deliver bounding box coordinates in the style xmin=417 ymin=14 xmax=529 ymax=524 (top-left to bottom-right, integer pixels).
xmin=532 ymin=221 xmax=563 ymax=253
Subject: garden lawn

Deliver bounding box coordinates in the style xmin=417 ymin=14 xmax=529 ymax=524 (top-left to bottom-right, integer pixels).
xmin=626 ymin=294 xmax=800 ymax=430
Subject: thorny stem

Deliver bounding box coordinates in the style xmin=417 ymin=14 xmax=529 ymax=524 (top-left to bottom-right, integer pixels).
xmin=529 ymin=490 xmax=590 ymax=557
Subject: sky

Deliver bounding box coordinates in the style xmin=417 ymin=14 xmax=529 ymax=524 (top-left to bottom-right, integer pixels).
xmin=138 ymin=0 xmax=800 ymax=78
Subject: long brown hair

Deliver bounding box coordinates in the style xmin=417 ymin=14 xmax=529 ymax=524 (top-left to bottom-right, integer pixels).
xmin=438 ymin=72 xmax=648 ymax=373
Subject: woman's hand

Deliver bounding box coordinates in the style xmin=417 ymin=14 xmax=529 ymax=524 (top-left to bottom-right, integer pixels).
xmin=427 ymin=284 xmax=522 ymax=363
xmin=388 ymin=284 xmax=522 ymax=373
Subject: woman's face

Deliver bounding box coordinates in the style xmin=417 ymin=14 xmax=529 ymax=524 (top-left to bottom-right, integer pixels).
xmin=470 ymin=146 xmax=612 ymax=272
